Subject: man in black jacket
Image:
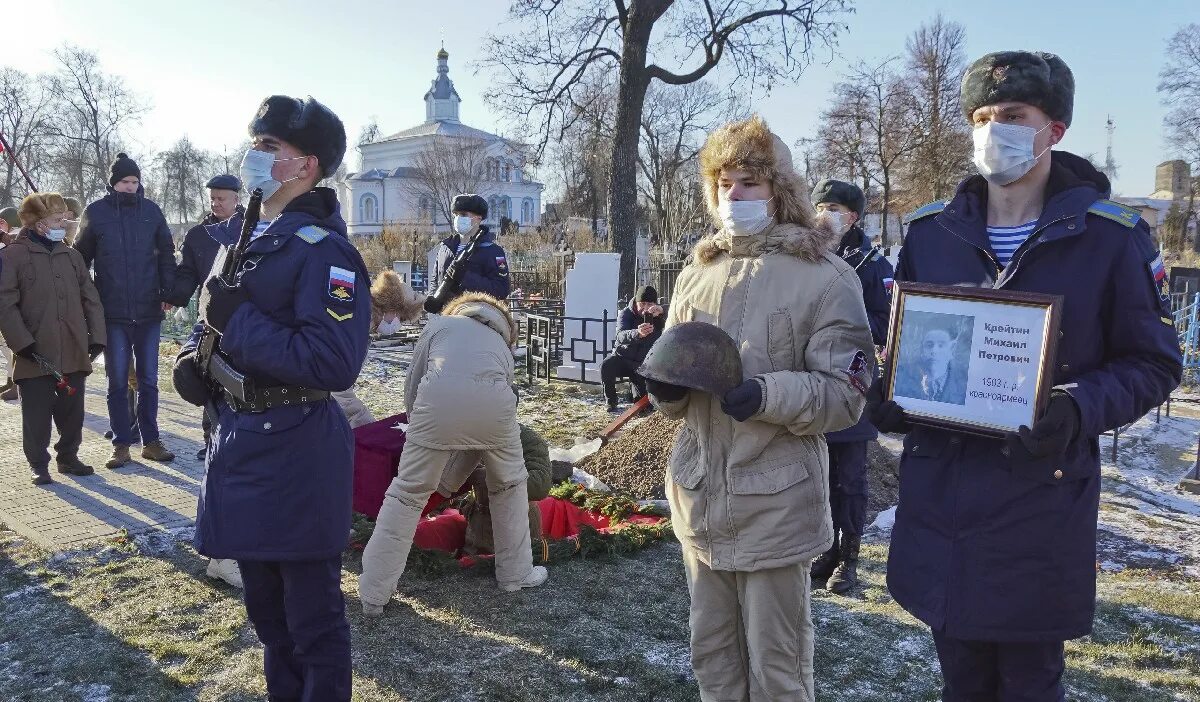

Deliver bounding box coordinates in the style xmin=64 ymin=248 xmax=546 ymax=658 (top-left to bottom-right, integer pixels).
xmin=165 ymin=174 xmax=244 ymax=307
xmin=600 ymin=285 xmax=665 ymax=412
xmin=76 ymin=152 xmax=177 ymax=469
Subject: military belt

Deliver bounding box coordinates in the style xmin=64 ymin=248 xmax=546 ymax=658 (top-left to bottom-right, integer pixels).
xmin=208 ymin=350 xmax=329 ymax=414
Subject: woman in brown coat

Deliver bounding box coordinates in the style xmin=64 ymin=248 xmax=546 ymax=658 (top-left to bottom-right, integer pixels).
xmin=0 ymin=193 xmax=106 ymax=485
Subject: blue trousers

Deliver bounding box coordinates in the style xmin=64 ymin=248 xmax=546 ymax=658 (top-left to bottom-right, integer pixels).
xmin=933 ymin=631 xmax=1065 ymax=702
xmin=104 ymin=321 xmax=161 ymax=446
xmin=827 ymin=440 xmax=868 ymax=536
xmin=238 ymin=558 xmax=352 ymax=702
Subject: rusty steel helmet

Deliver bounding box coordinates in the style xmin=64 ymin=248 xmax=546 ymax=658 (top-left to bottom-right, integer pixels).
xmin=637 ymin=321 xmax=743 ymax=396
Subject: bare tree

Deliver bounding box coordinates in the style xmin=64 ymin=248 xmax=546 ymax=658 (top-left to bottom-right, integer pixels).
xmin=152 ymin=136 xmax=216 ymax=224
xmin=44 ymin=45 xmax=147 ymax=204
xmin=0 ymin=68 xmax=55 ymax=205
xmin=814 ymin=83 xmax=874 ymax=197
xmin=901 ymin=14 xmax=970 ymax=209
xmin=638 ymin=81 xmax=731 ymax=246
xmin=483 ymin=0 xmax=850 ymax=295
xmin=548 ymin=74 xmax=617 ymax=236
xmin=403 ymin=136 xmax=491 ymax=225
xmin=1159 ymin=24 xmax=1200 ymax=235
xmin=358 ymin=119 xmax=381 ymax=148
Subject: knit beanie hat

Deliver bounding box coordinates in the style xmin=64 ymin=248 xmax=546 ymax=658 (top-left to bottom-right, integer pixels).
xmin=109 ymin=152 xmax=141 ymax=186
xmin=636 ymin=285 xmax=658 ymax=303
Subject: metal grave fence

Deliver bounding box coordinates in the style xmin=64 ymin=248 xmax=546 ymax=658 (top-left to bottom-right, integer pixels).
xmin=524 ymin=310 xmax=615 ymax=386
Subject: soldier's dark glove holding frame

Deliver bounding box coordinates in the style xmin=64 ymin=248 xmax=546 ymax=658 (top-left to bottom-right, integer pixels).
xmin=1005 ymin=392 xmax=1080 ymax=460
xmin=866 ymin=377 xmax=912 ymax=434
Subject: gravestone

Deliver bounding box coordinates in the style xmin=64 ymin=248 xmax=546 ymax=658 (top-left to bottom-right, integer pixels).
xmin=556 ymin=252 xmax=620 ymax=383
xmin=391 ymin=260 xmax=412 ymax=285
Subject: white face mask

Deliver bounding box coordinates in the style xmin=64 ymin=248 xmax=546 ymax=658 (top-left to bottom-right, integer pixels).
xmin=240 ymin=149 xmax=305 ymax=201
xmin=47 ymin=228 xmax=67 ymax=242
xmin=818 ymin=210 xmax=851 ymax=236
xmin=377 ymin=317 xmax=403 ymax=335
xmin=718 ymin=197 xmax=773 ymax=237
xmin=453 ymin=215 xmax=474 ymax=234
xmin=973 ymin=121 xmax=1052 ymax=186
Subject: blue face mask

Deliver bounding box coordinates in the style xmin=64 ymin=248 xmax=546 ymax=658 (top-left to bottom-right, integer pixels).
xmin=47 ymin=228 xmax=67 ymax=242
xmin=240 ymin=149 xmax=305 ymax=200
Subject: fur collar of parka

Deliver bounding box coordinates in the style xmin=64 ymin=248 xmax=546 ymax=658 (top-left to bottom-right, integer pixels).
xmin=442 ymin=291 xmax=517 ymax=346
xmin=693 ymin=221 xmax=840 ymax=266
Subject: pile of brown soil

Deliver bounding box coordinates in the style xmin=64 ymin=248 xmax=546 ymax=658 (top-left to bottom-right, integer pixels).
xmin=578 ymin=415 xmax=682 ymax=499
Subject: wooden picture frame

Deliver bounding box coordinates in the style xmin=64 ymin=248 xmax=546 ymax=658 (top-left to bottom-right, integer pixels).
xmin=883 ymin=282 xmax=1064 ymax=437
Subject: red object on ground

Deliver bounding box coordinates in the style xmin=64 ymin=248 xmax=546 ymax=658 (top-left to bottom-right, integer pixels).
xmin=411 ymin=509 xmax=469 ymax=552
xmin=537 ymin=496 xmax=610 ymax=538
xmin=352 ymin=413 xmax=408 ymax=519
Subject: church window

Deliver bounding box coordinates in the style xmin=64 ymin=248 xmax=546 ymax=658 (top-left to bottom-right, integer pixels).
xmin=502 ymin=161 xmax=511 ymax=182
xmin=522 ymin=199 xmax=534 ymax=223
xmin=360 ymin=193 xmax=378 ymax=223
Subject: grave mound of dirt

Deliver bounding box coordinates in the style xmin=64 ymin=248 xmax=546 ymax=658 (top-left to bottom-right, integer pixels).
xmin=578 ymin=413 xmax=902 ymax=520
xmin=578 ymin=415 xmax=682 ymax=500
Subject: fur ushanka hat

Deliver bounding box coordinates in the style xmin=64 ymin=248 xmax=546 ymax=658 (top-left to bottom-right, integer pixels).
xmin=960 ymin=51 xmax=1074 ymax=126
xmin=18 ymin=193 xmax=67 ymax=227
xmin=698 ymin=115 xmax=815 ymax=228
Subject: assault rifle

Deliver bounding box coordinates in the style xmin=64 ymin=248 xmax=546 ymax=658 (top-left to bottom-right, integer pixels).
xmin=196 ymin=188 xmax=263 ymax=413
xmin=423 ymin=226 xmax=489 ymax=314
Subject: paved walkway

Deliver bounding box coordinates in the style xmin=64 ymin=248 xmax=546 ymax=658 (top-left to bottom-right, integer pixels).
xmin=0 ymin=376 xmax=206 ymax=551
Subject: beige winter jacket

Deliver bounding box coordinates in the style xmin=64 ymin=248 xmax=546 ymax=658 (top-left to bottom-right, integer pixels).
xmin=657 ymin=222 xmax=873 ymax=572
xmin=403 ymin=292 xmax=519 ymax=450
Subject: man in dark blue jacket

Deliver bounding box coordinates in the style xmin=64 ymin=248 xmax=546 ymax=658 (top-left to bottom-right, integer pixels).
xmin=76 ymin=153 xmax=178 ymax=468
xmin=600 ymin=284 xmax=665 ymax=412
xmin=173 ymin=95 xmax=370 ymax=702
xmin=431 ymin=193 xmax=510 ymax=301
xmin=811 ymin=179 xmax=894 ymax=593
xmin=165 ymin=174 xmax=244 ymax=307
xmin=868 ymin=51 xmax=1182 ymax=701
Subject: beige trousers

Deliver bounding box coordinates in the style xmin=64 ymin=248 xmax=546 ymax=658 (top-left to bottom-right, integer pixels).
xmin=358 ymin=442 xmax=534 ymax=606
xmin=683 ymin=549 xmax=815 ymax=702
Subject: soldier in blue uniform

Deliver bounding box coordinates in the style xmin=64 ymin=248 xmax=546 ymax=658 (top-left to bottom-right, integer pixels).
xmin=868 ymin=52 xmax=1182 ymax=701
xmin=810 ymin=178 xmax=894 ymax=593
xmin=430 ymin=194 xmax=511 ymax=300
xmin=173 ymin=95 xmax=370 ymax=702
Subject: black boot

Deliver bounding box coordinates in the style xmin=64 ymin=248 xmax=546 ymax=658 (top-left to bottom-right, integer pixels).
xmin=828 ymin=533 xmax=861 ymax=594
xmin=56 ymin=456 xmax=95 ymax=476
xmin=811 ymin=529 xmax=840 ymax=581
xmin=30 ymin=464 xmax=52 ymax=486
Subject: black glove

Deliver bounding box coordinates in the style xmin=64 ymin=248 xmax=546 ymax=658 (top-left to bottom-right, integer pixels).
xmin=721 ymin=379 xmax=763 ymax=422
xmin=15 ymin=344 xmax=35 ymax=360
xmin=866 ymin=377 xmax=912 ymax=434
xmin=1005 ymin=393 xmax=1081 ymax=460
xmin=646 ymin=378 xmax=688 ymax=403
xmin=88 ymin=344 xmax=105 ymax=362
xmin=173 ymin=352 xmax=210 ymax=407
xmin=201 ymin=277 xmax=249 ymax=334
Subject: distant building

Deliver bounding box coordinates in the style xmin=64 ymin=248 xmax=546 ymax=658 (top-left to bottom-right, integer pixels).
xmin=1114 ymin=160 xmax=1196 ymax=244
xmin=337 ymin=48 xmax=544 ymax=236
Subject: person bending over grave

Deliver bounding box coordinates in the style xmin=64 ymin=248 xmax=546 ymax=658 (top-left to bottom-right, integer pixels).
xmin=601 ymin=285 xmax=667 ymax=413
xmin=358 ymin=291 xmax=547 ymax=616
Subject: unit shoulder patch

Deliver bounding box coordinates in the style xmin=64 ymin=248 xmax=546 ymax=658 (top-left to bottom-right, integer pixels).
xmin=903 ymin=200 xmax=948 ymax=225
xmin=328 ymin=265 xmax=356 ymax=302
xmin=1086 ymin=199 xmax=1141 ymax=228
xmin=296 ymin=225 xmax=330 ymax=244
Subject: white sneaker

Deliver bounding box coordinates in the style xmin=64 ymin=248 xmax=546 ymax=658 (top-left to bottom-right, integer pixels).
xmin=499 ymin=565 xmax=548 ymax=593
xmin=361 ymin=602 xmax=385 ymax=618
xmin=205 ymin=559 xmax=244 ymax=589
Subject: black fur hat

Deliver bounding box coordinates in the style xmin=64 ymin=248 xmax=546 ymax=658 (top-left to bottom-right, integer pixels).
xmin=451 ymin=194 xmax=488 ymax=218
xmin=248 ymin=95 xmax=347 ymax=178
xmin=811 ymin=179 xmax=865 ymax=219
xmin=960 ymin=51 xmax=1074 ymax=127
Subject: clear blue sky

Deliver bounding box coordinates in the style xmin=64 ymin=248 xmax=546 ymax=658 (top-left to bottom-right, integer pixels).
xmin=4 ymin=0 xmax=1197 ymax=198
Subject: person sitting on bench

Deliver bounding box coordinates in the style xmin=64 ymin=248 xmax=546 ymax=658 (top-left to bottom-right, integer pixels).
xmin=601 ymin=285 xmax=666 ymax=413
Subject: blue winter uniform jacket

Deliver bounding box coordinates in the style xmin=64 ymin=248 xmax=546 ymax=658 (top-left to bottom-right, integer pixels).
xmin=183 ymin=188 xmax=372 ymax=561
xmin=75 ymin=185 xmax=177 ymax=324
xmin=827 ymin=226 xmax=894 ymax=444
xmin=612 ymin=301 xmax=667 ymax=363
xmin=888 ymin=152 xmax=1181 ymax=642
xmin=433 ymin=226 xmax=511 ymax=300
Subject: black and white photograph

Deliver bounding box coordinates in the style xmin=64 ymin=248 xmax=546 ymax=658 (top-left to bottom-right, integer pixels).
xmin=892 ymin=310 xmax=974 ymax=406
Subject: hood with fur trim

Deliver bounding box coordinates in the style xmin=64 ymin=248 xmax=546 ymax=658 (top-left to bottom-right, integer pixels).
xmin=442 ymin=291 xmax=517 ymax=346
xmin=370 ymin=270 xmax=425 ymax=328
xmin=698 ymin=115 xmax=817 ymax=230
xmin=693 ymin=222 xmax=839 ymax=266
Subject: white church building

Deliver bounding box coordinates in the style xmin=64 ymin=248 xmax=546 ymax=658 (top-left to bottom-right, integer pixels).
xmin=337 ymin=48 xmax=544 ymax=236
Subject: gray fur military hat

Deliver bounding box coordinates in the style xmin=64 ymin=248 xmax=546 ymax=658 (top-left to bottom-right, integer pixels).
xmin=451 ymin=194 xmax=488 ymax=218
xmin=248 ymin=95 xmax=347 ymax=178
xmin=811 ymin=179 xmax=866 ymax=219
xmin=960 ymin=51 xmax=1074 ymax=127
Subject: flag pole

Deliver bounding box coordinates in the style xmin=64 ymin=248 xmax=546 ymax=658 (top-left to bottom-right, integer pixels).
xmin=0 ymin=131 xmax=38 ymax=193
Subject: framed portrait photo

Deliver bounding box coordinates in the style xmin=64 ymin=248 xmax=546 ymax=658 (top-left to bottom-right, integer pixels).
xmin=883 ymin=282 xmax=1063 ymax=436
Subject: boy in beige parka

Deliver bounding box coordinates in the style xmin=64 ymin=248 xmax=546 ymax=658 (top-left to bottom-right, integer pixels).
xmin=647 ymin=116 xmax=874 ymax=701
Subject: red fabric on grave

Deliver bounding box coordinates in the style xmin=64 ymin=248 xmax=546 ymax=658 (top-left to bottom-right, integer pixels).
xmin=537 ymin=496 xmax=610 ymax=538
xmin=411 ymin=509 xmax=469 ymax=552
xmin=352 ymin=414 xmax=408 ymax=519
